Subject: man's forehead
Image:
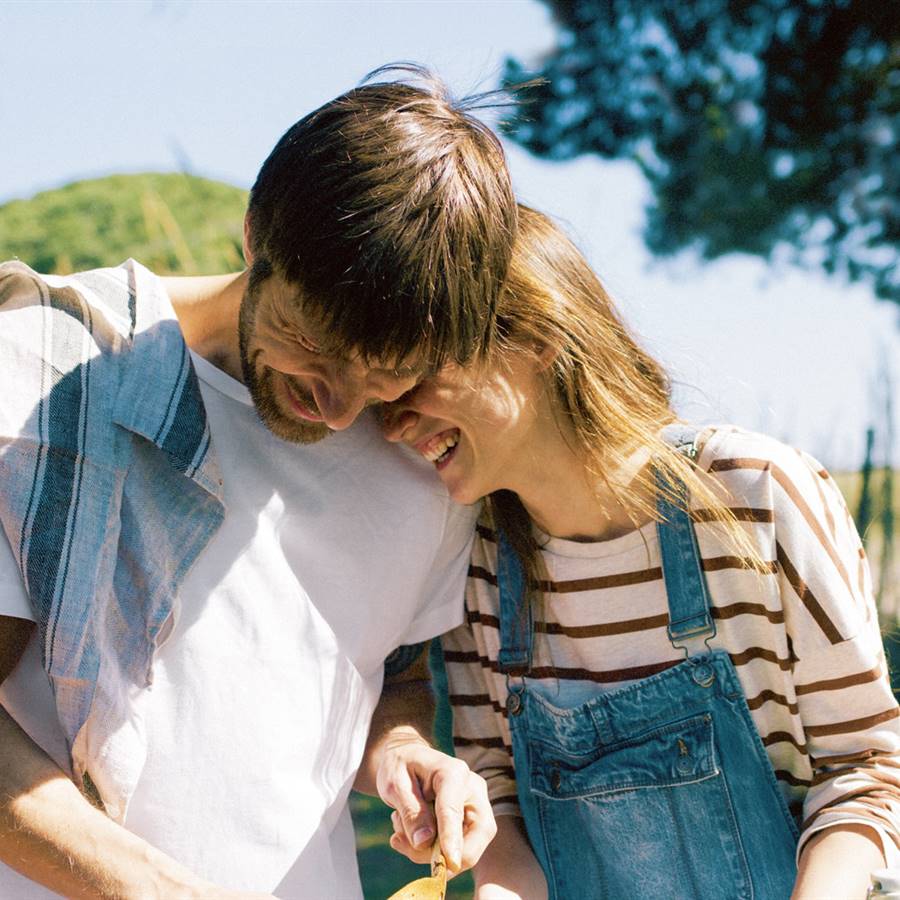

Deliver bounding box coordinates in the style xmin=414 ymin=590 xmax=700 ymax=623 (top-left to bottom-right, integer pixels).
xmin=265 ymin=273 xmax=307 ymax=315
xmin=352 ymin=346 xmax=433 ymax=378
xmin=266 ymin=273 xmax=437 ymax=375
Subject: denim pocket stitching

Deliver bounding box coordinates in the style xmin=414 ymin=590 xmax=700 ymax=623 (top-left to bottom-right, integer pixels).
xmin=530 ymin=713 xmax=716 ymax=800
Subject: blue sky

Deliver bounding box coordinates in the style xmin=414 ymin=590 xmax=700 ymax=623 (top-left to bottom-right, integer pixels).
xmin=2 ymin=0 xmax=898 ymax=469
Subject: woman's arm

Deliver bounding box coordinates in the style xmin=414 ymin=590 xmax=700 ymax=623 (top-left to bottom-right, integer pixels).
xmin=791 ymin=823 xmax=885 ymax=900
xmin=763 ymin=446 xmax=900 ymax=892
xmin=473 ymin=815 xmax=548 ymax=900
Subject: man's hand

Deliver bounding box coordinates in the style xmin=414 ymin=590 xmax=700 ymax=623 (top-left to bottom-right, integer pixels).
xmin=356 ymin=649 xmax=497 ymax=874
xmin=376 ymin=730 xmax=496 ymax=874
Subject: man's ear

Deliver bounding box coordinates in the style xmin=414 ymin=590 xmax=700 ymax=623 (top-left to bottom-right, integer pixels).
xmin=242 ymin=212 xmax=254 ymax=268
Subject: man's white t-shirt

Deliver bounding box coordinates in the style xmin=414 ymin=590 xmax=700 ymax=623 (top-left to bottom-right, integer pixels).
xmin=0 ymin=352 xmax=477 ymax=899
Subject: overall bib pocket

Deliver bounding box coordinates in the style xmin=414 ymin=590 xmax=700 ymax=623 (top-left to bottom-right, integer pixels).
xmin=527 ymin=711 xmax=754 ymax=900
xmin=530 ymin=712 xmax=717 ymax=798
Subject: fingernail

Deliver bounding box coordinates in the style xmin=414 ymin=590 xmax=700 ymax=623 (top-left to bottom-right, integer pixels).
xmin=412 ymin=826 xmax=434 ymax=847
xmin=448 ymin=843 xmax=461 ymax=870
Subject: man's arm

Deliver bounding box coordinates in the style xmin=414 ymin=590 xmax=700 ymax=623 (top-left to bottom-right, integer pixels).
xmin=0 ymin=616 xmax=274 ymax=900
xmin=0 ymin=616 xmax=30 ymax=685
xmin=354 ymin=644 xmax=496 ymax=874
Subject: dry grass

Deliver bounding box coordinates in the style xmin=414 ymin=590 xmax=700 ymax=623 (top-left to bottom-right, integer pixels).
xmin=833 ymin=469 xmax=899 ymax=621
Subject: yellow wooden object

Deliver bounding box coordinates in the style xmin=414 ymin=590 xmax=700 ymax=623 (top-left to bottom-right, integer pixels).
xmin=387 ymin=841 xmax=447 ymax=900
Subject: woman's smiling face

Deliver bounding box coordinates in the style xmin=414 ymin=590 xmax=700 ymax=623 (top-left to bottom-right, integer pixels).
xmin=381 ymin=350 xmax=550 ymax=505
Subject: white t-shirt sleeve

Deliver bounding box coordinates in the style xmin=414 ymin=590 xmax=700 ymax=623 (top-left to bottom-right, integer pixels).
xmin=0 ymin=528 xmax=32 ymax=622
xmin=397 ymin=499 xmax=479 ymax=646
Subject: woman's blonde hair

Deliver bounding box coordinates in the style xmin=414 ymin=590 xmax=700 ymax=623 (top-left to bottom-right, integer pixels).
xmin=488 ymin=205 xmax=766 ymax=598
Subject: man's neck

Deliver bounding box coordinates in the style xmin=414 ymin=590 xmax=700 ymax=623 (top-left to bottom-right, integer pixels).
xmin=162 ymin=271 xmax=247 ymax=381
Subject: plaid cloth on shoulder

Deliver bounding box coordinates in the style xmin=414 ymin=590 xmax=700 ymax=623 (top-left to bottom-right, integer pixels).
xmin=0 ymin=260 xmax=224 ymax=820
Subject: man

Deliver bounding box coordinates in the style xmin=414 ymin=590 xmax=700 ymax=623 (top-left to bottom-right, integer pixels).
xmin=0 ymin=67 xmax=516 ymax=898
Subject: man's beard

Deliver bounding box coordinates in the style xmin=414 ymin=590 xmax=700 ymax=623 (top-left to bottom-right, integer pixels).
xmin=237 ymin=290 xmax=331 ymax=445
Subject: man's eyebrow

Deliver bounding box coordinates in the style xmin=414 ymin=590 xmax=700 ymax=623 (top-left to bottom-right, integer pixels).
xmin=388 ymin=356 xmax=442 ymax=379
xmin=391 ymin=362 xmax=425 ymax=376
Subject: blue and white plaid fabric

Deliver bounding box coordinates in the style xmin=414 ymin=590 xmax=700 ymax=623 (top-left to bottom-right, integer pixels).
xmin=0 ymin=259 xmax=224 ymax=820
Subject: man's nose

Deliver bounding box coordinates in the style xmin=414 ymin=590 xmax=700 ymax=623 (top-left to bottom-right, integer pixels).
xmin=313 ymin=382 xmax=366 ymax=431
xmin=314 ymin=366 xmax=420 ymax=432
xmin=311 ymin=364 xmax=369 ymax=431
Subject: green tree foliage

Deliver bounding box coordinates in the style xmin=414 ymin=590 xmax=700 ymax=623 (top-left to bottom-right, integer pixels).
xmin=504 ymin=0 xmax=899 ymax=302
xmin=0 ymin=173 xmax=248 ymax=275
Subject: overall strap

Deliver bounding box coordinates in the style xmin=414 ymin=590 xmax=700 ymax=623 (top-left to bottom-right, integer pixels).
xmin=495 ymin=529 xmax=533 ymax=675
xmin=655 ymin=449 xmax=717 ymax=656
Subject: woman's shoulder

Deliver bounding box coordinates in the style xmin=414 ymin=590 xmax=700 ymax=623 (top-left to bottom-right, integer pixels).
xmin=692 ymin=424 xmax=839 ymax=516
xmin=696 ymin=424 xmax=828 ymax=484
xmin=695 ymin=424 xmax=807 ymax=469
xmin=468 ymin=506 xmax=499 ymax=573
xmin=472 ymin=506 xmax=497 ymax=546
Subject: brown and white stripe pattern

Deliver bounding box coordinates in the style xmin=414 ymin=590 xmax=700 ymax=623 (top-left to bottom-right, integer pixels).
xmin=444 ymin=426 xmax=900 ymax=861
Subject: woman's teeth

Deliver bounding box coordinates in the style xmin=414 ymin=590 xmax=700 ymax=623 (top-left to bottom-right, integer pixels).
xmin=423 ymin=432 xmax=459 ymax=463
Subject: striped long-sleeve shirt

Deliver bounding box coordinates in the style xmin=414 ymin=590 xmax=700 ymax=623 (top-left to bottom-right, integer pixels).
xmin=444 ymin=425 xmax=900 ymax=861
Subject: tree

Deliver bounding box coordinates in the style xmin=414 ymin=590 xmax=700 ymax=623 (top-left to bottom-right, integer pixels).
xmin=503 ymin=0 xmax=899 ymax=303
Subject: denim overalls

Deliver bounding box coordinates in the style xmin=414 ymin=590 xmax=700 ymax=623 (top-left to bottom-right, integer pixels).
xmin=496 ymin=452 xmax=799 ymax=899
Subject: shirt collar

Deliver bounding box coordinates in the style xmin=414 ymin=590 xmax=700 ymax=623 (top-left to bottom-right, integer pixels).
xmin=111 ymin=261 xmax=224 ymax=502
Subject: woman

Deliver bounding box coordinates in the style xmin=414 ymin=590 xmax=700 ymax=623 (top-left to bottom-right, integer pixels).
xmin=382 ymin=205 xmax=900 ymax=899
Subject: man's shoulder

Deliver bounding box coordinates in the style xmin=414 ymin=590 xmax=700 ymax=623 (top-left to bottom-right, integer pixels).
xmin=0 ymin=259 xmax=207 ymax=471
xmin=0 ymin=262 xmax=133 ymax=430
xmin=333 ymin=410 xmax=444 ymax=492
xmin=322 ymin=411 xmax=479 ymax=532
xmin=0 ymin=260 xmax=67 ymax=318
xmin=0 ymin=259 xmax=151 ymax=346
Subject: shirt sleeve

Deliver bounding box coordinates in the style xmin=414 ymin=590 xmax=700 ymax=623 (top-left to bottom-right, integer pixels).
xmin=444 ymin=607 xmax=520 ymax=818
xmin=774 ymin=446 xmax=900 ymax=862
xmin=0 ymin=262 xmax=50 ymax=625
xmin=396 ymin=498 xmax=480 ymax=646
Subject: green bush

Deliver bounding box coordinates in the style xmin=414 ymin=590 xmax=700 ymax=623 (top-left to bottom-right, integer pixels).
xmin=0 ymin=173 xmax=247 ymax=275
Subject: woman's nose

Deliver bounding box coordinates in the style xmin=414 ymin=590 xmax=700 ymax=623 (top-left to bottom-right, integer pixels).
xmin=381 ymin=405 xmax=420 ymax=442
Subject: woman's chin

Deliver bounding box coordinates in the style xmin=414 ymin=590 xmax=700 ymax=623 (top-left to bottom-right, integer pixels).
xmin=436 ymin=451 xmax=491 ymax=506
xmin=443 ymin=477 xmax=486 ymax=508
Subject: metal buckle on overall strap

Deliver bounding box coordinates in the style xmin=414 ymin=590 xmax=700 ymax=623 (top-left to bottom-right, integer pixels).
xmin=668 ymin=621 xmax=715 ymax=659
xmin=668 ymin=619 xmax=717 ymax=687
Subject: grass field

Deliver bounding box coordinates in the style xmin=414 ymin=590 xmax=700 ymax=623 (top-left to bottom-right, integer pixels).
xmin=834 ymin=468 xmax=899 ymax=619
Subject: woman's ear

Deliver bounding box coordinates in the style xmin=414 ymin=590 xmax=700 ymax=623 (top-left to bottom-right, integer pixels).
xmin=534 ymin=340 xmax=559 ymax=373
xmin=242 ymin=213 xmax=254 ymax=268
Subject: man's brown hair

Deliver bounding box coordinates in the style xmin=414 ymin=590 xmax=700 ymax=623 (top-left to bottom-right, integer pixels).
xmin=247 ymin=64 xmax=517 ymax=370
